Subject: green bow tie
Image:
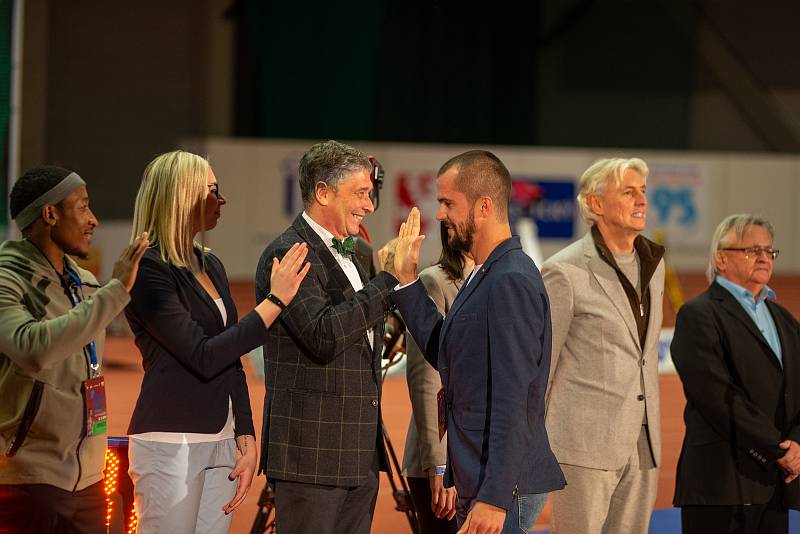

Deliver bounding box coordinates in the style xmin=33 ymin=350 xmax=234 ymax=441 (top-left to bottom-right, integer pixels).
xmin=331 ymin=236 xmax=356 ymax=259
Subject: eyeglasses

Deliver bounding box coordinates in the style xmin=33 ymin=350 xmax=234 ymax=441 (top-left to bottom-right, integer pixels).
xmin=719 ymin=247 xmax=780 ymax=260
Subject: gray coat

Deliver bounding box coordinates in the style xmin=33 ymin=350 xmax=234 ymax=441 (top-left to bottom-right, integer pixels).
xmin=542 ymin=230 xmax=665 ymax=470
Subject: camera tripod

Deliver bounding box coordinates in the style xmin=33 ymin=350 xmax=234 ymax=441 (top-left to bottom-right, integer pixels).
xmin=250 ymin=311 xmax=418 ymax=534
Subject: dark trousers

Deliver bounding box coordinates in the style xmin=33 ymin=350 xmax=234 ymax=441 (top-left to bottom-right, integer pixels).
xmin=0 ymin=481 xmax=106 ymax=534
xmin=273 ymin=464 xmax=380 ymax=534
xmin=681 ymin=486 xmax=788 ymax=534
xmin=407 ymin=476 xmax=458 ymax=534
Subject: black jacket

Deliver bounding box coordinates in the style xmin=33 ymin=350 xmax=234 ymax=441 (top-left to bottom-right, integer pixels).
xmin=672 ymin=281 xmax=800 ymax=507
xmin=126 ymin=248 xmax=266 ymax=436
xmin=255 ymin=214 xmax=398 ymax=486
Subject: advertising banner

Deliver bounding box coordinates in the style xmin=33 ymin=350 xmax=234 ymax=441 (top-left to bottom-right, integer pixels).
xmin=646 ymin=164 xmax=708 ymax=246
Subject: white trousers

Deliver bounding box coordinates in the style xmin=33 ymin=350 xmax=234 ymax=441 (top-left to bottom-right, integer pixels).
xmin=128 ymin=438 xmax=237 ymax=534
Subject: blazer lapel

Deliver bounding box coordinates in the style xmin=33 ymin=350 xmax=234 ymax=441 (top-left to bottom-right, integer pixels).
xmin=293 ymin=215 xmax=378 ymax=354
xmin=642 ymin=269 xmax=662 ymax=350
xmin=293 ymin=215 xmax=355 ymax=300
xmin=176 ymin=262 xmax=225 ymax=331
xmin=441 ymin=237 xmax=520 ymax=342
xmin=712 ymin=283 xmax=781 ymax=370
xmin=770 ymin=301 xmax=795 ymax=399
xmin=437 ymin=265 xmax=482 ymax=377
xmin=207 ymin=258 xmax=237 ymax=326
xmin=351 ymin=256 xmax=379 ymax=353
xmin=448 ymin=264 xmax=482 ymax=315
xmin=585 ymin=247 xmax=640 ymax=348
xmin=353 ymin=251 xmax=370 ymax=286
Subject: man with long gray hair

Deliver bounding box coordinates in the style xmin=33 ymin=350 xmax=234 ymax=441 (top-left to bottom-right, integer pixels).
xmin=671 ymin=214 xmax=800 ymax=534
xmin=541 ymin=157 xmax=664 ymax=533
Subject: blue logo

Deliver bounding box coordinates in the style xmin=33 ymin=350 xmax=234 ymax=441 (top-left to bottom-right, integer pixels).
xmin=511 ymin=179 xmax=576 ymax=239
xmin=650 ymin=186 xmax=697 ymax=226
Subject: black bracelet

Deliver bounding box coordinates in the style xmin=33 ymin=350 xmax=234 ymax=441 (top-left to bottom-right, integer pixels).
xmin=265 ymin=292 xmax=287 ymax=311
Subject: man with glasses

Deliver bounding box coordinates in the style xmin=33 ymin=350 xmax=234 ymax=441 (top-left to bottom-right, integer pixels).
xmin=671 ymin=213 xmax=800 ymax=534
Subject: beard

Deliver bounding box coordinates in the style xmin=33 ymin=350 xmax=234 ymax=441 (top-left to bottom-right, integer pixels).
xmin=447 ymin=211 xmax=476 ymax=254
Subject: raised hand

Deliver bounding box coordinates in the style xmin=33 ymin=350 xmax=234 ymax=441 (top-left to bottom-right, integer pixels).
xmin=393 ymin=207 xmax=425 ymax=285
xmin=269 ymin=242 xmax=311 ymax=306
xmin=112 ymin=232 xmax=149 ymax=292
xmin=377 ymin=238 xmax=398 ymax=277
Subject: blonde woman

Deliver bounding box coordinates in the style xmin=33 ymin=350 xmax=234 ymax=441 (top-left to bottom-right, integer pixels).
xmin=125 ymin=151 xmax=310 ymax=533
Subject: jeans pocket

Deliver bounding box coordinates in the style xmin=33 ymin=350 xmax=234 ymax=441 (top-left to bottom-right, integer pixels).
xmin=515 ymin=493 xmax=548 ymax=533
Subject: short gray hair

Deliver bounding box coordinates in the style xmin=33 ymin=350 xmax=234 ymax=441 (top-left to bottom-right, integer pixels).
xmin=577 ymin=157 xmax=649 ymax=224
xmin=706 ymin=213 xmax=775 ymax=282
xmin=298 ymin=140 xmax=371 ymax=207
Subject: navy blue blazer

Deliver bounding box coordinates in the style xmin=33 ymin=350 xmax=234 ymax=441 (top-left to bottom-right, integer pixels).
xmin=393 ymin=236 xmax=565 ymax=510
xmin=126 ymin=248 xmax=267 ymax=436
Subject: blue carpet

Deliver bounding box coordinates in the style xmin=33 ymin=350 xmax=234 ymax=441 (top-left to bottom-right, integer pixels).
xmin=531 ymin=508 xmax=800 ymax=533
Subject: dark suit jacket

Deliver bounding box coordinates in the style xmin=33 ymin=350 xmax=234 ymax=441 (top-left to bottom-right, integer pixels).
xmin=671 ymin=281 xmax=800 ymax=507
xmin=126 ymin=248 xmax=265 ymax=436
xmin=392 ymin=236 xmax=565 ymax=511
xmin=255 ymin=214 xmax=398 ymax=486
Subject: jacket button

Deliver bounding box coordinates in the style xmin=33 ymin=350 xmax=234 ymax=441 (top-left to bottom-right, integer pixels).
xmin=370 ymin=399 xmax=378 ymax=407
xmin=637 ymin=394 xmax=645 ymax=401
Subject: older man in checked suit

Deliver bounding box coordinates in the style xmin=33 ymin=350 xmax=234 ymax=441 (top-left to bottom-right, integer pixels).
xmin=542 ymin=157 xmax=665 ymax=534
xmin=255 ymin=140 xmax=411 ymax=534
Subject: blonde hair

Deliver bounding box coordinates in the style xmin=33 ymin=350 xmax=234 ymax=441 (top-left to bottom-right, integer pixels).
xmin=576 ymin=157 xmax=649 ymax=224
xmin=131 ymin=150 xmax=210 ymax=270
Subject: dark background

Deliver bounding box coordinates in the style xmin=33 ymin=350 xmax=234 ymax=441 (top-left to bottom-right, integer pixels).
xmin=16 ymin=0 xmax=800 ymax=219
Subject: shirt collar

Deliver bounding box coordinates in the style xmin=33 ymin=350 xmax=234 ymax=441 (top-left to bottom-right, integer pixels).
xmin=302 ymin=211 xmax=336 ymax=249
xmin=715 ymin=275 xmax=776 ymax=304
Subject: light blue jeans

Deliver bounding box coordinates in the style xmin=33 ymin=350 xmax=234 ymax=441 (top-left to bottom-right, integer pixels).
xmin=457 ymin=492 xmax=549 ymax=534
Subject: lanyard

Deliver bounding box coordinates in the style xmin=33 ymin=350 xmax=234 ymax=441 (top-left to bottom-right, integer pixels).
xmin=61 ymin=267 xmax=100 ymax=377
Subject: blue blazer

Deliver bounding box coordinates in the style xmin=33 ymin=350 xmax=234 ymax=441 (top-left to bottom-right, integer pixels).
xmin=393 ymin=236 xmax=565 ymax=510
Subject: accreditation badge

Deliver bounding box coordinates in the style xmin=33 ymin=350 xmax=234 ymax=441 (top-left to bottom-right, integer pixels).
xmin=83 ymin=375 xmax=107 ymax=436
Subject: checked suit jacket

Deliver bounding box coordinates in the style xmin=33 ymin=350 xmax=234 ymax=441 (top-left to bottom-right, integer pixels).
xmin=254 ymin=214 xmax=398 ymax=487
